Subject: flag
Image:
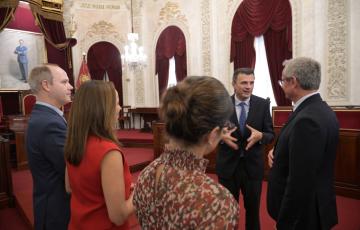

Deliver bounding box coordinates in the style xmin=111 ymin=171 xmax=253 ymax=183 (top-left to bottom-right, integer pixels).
xmin=76 ymin=55 xmax=91 ymax=89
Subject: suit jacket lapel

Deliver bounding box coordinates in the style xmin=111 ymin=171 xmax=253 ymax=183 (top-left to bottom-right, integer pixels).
xmin=284 ymin=94 xmax=322 ymax=128
xmin=231 ymin=95 xmax=240 ymax=127
xmin=274 ymin=94 xmax=322 ymax=149
xmin=247 ymin=95 xmax=256 ymax=125
xmin=34 ymin=104 xmax=67 ymax=126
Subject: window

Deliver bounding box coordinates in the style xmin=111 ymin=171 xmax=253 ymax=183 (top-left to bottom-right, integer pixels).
xmin=167 ymin=56 xmax=177 ymax=88
xmin=253 ymin=36 xmax=277 ymax=108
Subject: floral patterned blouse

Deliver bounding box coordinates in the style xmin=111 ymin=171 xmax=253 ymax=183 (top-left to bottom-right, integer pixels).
xmin=133 ymin=147 xmax=239 ymax=229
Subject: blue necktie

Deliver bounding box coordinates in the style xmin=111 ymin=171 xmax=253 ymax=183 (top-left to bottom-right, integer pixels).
xmin=238 ymin=102 xmax=246 ymax=134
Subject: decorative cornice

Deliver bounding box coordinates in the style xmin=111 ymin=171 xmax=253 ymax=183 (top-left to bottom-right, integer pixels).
xmin=62 ymin=0 xmax=75 ymax=38
xmin=87 ymin=20 xmax=122 ymax=41
xmin=227 ymin=0 xmax=236 ymax=14
xmin=129 ymin=0 xmax=145 ymax=105
xmin=201 ymin=0 xmax=211 ymax=76
xmin=327 ymin=0 xmax=347 ymax=100
xmin=158 ymin=2 xmax=188 ymax=27
xmin=135 ymin=71 xmax=145 ymax=104
xmin=290 ymin=0 xmax=301 ymax=57
xmin=79 ymin=20 xmax=125 ymax=58
xmin=0 ymin=0 xmax=19 ymax=8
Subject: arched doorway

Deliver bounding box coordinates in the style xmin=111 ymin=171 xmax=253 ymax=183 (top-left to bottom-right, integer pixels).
xmin=87 ymin=41 xmax=123 ymax=105
xmin=155 ymin=26 xmax=187 ymax=98
xmin=230 ymin=0 xmax=292 ymax=106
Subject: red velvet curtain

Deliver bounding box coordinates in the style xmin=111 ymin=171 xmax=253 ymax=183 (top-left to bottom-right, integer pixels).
xmin=231 ymin=0 xmax=292 ymax=105
xmin=0 ymin=0 xmax=19 ymax=32
xmin=87 ymin=42 xmax=123 ymax=105
xmin=6 ymin=1 xmax=41 ymax=33
xmin=264 ymin=29 xmax=292 ymax=106
xmin=33 ymin=14 xmax=77 ymax=86
xmin=231 ymin=34 xmax=256 ymax=68
xmin=156 ymin=26 xmax=187 ymax=97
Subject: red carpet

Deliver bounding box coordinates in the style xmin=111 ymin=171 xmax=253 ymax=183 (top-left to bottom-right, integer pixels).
xmin=117 ymin=129 xmax=153 ymax=145
xmin=5 ymin=170 xmax=360 ymax=230
xmin=3 ymin=130 xmax=360 ymax=229
xmin=122 ymin=147 xmax=154 ymax=167
xmin=0 ymin=208 xmax=29 ymax=230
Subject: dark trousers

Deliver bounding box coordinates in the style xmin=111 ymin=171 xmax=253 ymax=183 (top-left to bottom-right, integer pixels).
xmin=18 ymin=62 xmax=28 ymax=81
xmin=219 ymin=160 xmax=262 ymax=230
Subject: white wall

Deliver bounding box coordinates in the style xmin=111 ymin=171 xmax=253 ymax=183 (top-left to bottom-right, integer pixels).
xmin=349 ymin=0 xmax=360 ymax=105
xmin=66 ymin=0 xmax=359 ymax=107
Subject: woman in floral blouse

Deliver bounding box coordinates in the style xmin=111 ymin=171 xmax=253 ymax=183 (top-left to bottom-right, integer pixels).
xmin=133 ymin=76 xmax=239 ymax=229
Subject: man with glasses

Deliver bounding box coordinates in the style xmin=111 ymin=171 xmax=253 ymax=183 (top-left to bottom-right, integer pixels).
xmin=267 ymin=57 xmax=339 ymax=229
xmin=216 ymin=68 xmax=274 ymax=230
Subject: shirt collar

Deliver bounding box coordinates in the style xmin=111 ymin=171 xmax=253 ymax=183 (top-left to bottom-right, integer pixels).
xmin=234 ymin=95 xmax=250 ymax=106
xmin=293 ymin=92 xmax=319 ymax=111
xmin=36 ymin=101 xmax=64 ymax=117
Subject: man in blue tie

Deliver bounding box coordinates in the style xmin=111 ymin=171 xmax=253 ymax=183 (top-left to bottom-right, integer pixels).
xmin=216 ymin=68 xmax=274 ymax=230
xmin=14 ymin=39 xmax=29 ymax=82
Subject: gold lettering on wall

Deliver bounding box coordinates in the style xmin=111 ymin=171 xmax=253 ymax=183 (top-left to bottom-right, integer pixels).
xmin=79 ymin=3 xmax=120 ymax=10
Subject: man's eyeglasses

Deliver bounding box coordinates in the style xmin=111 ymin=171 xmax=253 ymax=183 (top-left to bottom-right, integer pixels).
xmin=278 ymin=79 xmax=285 ymax=87
xmin=278 ymin=77 xmax=293 ymax=87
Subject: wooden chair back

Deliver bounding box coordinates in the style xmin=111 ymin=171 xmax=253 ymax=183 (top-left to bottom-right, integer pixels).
xmin=119 ymin=105 xmax=132 ymax=129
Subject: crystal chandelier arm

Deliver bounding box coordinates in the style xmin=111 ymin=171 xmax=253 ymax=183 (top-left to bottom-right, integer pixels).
xmin=122 ymin=0 xmax=147 ymax=70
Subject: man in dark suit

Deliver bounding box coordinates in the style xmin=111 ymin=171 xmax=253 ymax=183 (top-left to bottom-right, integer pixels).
xmin=26 ymin=64 xmax=73 ymax=230
xmin=216 ymin=68 xmax=274 ymax=230
xmin=267 ymin=57 xmax=339 ymax=229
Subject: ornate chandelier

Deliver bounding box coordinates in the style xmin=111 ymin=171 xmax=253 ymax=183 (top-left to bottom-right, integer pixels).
xmin=121 ymin=0 xmax=147 ymax=70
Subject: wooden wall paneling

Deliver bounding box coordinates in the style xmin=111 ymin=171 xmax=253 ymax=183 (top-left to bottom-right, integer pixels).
xmin=271 ymin=106 xmax=360 ymax=199
xmin=0 ymin=138 xmax=14 ymax=208
xmin=334 ymin=130 xmax=360 ymax=198
xmin=9 ymin=116 xmax=29 ymax=170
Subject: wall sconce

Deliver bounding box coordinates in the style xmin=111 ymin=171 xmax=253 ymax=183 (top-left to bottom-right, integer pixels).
xmin=69 ymin=15 xmax=77 ymax=37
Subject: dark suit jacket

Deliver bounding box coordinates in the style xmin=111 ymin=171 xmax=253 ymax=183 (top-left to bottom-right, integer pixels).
xmin=267 ymin=94 xmax=339 ymax=230
xmin=216 ymin=95 xmax=274 ymax=180
xmin=26 ymin=104 xmax=70 ymax=230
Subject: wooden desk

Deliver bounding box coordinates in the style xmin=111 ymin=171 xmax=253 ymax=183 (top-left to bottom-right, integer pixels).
xmin=0 ymin=138 xmax=14 ymax=208
xmin=271 ymin=106 xmax=360 ymax=199
xmin=9 ymin=116 xmax=29 ymax=170
xmin=130 ymin=107 xmax=159 ymax=131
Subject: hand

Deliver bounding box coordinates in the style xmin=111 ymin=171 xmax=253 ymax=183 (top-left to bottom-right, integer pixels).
xmin=126 ymin=189 xmax=136 ymax=212
xmin=221 ymin=126 xmax=238 ymax=150
xmin=245 ymin=124 xmax=263 ymax=150
xmin=130 ymin=182 xmax=135 ymax=193
xmin=268 ymin=148 xmax=274 ymax=168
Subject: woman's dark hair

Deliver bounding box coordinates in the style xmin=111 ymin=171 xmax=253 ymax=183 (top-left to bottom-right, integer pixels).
xmin=65 ymin=80 xmax=119 ymax=165
xmin=160 ymin=76 xmax=233 ymax=145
